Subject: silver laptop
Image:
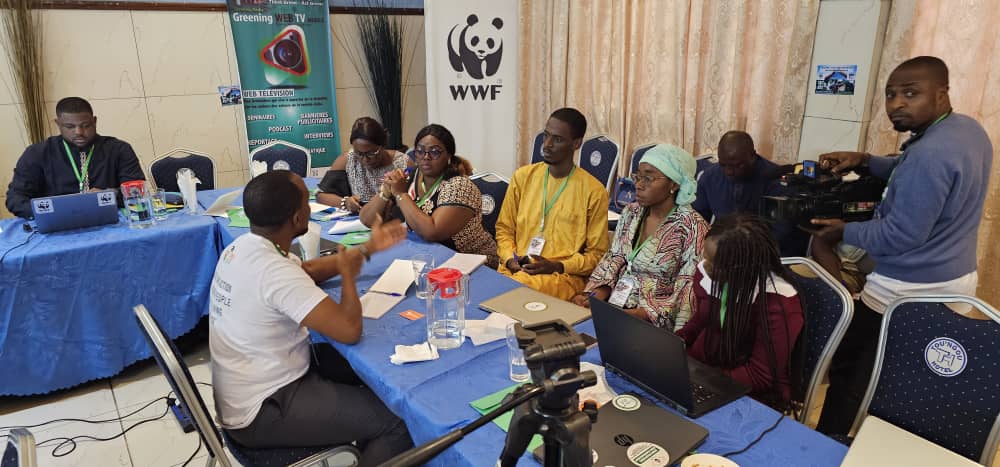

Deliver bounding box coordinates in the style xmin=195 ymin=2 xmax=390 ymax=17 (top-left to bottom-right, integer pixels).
xmin=478 ymin=287 xmax=590 ymax=326
xmin=30 ymin=190 xmax=120 ymax=233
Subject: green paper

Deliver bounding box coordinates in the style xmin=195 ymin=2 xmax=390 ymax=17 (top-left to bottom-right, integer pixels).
xmin=338 ymin=231 xmax=371 ymax=246
xmin=309 ymin=188 xmax=318 ymax=201
xmin=470 ymin=384 xmax=543 ymax=452
xmin=227 ymin=208 xmax=250 ymax=228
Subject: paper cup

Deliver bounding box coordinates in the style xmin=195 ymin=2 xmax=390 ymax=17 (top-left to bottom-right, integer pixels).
xmin=301 ymin=222 xmax=321 ymax=260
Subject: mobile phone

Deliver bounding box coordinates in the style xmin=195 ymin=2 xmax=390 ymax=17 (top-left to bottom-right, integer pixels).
xmin=580 ymin=333 xmax=597 ymax=349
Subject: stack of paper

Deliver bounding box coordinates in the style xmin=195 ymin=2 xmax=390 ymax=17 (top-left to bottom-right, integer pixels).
xmin=203 ymin=189 xmax=242 ymax=217
xmin=438 ymin=253 xmax=488 ymax=275
xmin=465 ymin=312 xmax=516 ymax=346
xmin=360 ymin=259 xmax=415 ymax=319
xmin=329 ymin=218 xmax=370 ymax=235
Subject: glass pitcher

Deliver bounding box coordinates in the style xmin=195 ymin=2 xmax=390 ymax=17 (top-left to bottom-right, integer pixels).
xmin=424 ymin=267 xmax=469 ymax=350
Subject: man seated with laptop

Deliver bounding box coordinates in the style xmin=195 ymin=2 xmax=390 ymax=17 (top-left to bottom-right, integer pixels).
xmin=209 ymin=170 xmax=412 ymax=466
xmin=5 ymin=97 xmax=145 ymax=219
xmin=495 ymin=107 xmax=610 ymax=300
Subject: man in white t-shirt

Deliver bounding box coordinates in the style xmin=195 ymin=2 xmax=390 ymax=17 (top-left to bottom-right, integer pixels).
xmin=209 ymin=170 xmax=410 ymax=465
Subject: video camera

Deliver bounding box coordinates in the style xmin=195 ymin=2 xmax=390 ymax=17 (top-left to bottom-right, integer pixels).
xmin=762 ymin=160 xmax=886 ymax=228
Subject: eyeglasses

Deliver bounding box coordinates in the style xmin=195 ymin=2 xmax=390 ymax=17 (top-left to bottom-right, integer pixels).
xmin=355 ymin=147 xmax=381 ymax=159
xmin=630 ymin=172 xmax=668 ymax=186
xmin=414 ymin=146 xmax=446 ymax=160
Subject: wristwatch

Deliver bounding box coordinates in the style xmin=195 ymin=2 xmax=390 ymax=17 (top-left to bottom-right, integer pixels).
xmin=378 ymin=191 xmax=392 ymax=202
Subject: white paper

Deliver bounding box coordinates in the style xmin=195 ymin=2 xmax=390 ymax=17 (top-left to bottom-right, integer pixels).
xmin=465 ymin=312 xmax=516 ymax=346
xmin=328 ymin=218 xmax=371 ymax=235
xmin=438 ymin=253 xmax=488 ymax=275
xmin=607 ymin=210 xmax=621 ymax=222
xmin=390 ymin=342 xmax=440 ymax=365
xmin=203 ymin=189 xmax=242 ymax=217
xmin=369 ymin=259 xmax=416 ymax=294
xmin=577 ymin=362 xmax=618 ymax=406
xmin=360 ymin=292 xmax=406 ymax=319
xmin=312 ymin=210 xmax=351 ymax=222
xmin=310 ymin=202 xmax=335 ymax=213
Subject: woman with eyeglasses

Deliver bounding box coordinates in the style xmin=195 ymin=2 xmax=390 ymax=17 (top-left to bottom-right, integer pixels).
xmin=316 ymin=117 xmax=410 ymax=214
xmin=360 ymin=124 xmax=500 ymax=268
xmin=572 ymin=144 xmax=709 ymax=330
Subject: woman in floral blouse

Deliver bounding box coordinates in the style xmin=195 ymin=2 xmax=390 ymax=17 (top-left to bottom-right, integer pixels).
xmin=572 ymin=144 xmax=708 ymax=330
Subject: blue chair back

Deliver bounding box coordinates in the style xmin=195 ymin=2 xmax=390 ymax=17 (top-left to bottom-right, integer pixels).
xmin=579 ymin=135 xmax=620 ymax=192
xmin=250 ymin=141 xmax=311 ymax=177
xmin=470 ymin=173 xmax=509 ymax=238
xmin=1 ymin=428 xmax=36 ymax=467
xmin=855 ymin=296 xmax=1000 ymax=464
xmin=695 ymin=154 xmax=717 ymax=181
xmin=781 ymin=257 xmax=853 ymax=423
xmin=530 ymin=131 xmax=544 ymax=164
xmin=629 ymin=143 xmax=656 ymax=175
xmin=609 ymin=177 xmax=636 ymax=214
xmin=150 ymin=150 xmax=216 ymax=192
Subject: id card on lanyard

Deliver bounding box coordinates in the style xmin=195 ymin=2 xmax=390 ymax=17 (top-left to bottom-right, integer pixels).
xmin=609 ymin=207 xmax=674 ymax=308
xmin=529 ymin=167 xmax=575 ymax=257
xmin=63 ymin=140 xmax=94 ymax=193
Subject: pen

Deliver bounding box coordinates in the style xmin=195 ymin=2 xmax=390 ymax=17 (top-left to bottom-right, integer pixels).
xmin=363 ymin=289 xmax=404 ymax=297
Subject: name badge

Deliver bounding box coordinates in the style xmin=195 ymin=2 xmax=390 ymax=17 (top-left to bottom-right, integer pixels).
xmin=608 ymin=276 xmax=636 ymax=307
xmin=527 ymin=235 xmax=546 ymax=257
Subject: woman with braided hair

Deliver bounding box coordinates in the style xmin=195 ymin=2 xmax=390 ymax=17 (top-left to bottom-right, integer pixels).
xmin=676 ymin=214 xmax=804 ymax=408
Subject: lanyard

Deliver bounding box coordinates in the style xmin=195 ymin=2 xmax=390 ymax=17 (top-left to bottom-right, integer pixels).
xmin=627 ymin=207 xmax=675 ymax=265
xmin=415 ymin=173 xmax=444 ymax=207
xmin=270 ymin=240 xmax=287 ymax=257
xmin=62 ymin=140 xmax=94 ymax=192
xmin=719 ymin=284 xmax=730 ymax=327
xmin=882 ymin=111 xmax=951 ymax=201
xmin=539 ymin=166 xmax=574 ymax=231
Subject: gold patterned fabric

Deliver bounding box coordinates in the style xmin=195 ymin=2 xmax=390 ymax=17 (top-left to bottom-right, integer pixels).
xmin=516 ymin=0 xmax=820 ymax=169
xmin=864 ymin=0 xmax=1000 ymax=306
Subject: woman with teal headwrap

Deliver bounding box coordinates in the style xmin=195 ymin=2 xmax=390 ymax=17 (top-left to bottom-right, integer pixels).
xmin=572 ymin=144 xmax=709 ymax=330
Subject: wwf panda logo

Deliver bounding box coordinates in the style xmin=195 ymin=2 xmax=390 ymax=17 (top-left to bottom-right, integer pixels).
xmin=447 ymin=14 xmax=504 ymax=80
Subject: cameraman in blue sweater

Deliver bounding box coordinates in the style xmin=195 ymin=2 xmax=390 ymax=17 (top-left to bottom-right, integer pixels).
xmin=809 ymin=56 xmax=993 ymax=436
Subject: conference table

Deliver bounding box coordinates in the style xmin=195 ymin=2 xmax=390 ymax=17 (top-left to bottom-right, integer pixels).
xmin=0 ymin=209 xmax=222 ymax=395
xmin=199 ymin=186 xmax=848 ymax=466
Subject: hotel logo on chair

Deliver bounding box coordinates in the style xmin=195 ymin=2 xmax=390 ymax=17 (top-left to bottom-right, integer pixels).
xmin=924 ymin=337 xmax=967 ymax=377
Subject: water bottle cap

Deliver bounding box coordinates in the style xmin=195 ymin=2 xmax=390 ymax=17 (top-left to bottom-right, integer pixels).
xmin=427 ymin=267 xmax=463 ymax=298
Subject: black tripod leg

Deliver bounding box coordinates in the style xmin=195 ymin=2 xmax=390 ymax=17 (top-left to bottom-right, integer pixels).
xmin=499 ymin=397 xmax=542 ymax=467
xmin=558 ymin=411 xmax=594 ymax=466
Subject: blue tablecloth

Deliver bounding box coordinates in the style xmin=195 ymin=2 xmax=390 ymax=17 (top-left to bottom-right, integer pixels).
xmin=0 ymin=212 xmax=223 ymax=395
xmin=197 ymin=185 xmax=848 ymax=466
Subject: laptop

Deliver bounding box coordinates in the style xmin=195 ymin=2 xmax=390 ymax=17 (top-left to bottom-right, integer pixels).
xmin=479 ymin=287 xmax=590 ymax=326
xmin=30 ymin=190 xmax=120 ymax=233
xmin=841 ymin=416 xmax=981 ymax=467
xmin=590 ymin=297 xmax=749 ymax=418
xmin=288 ymin=238 xmax=339 ymax=260
xmin=533 ymin=392 xmax=708 ymax=465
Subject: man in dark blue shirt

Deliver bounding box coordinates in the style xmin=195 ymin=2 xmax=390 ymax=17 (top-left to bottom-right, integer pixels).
xmin=692 ymin=131 xmax=808 ymax=256
xmin=5 ymin=97 xmax=145 ymax=218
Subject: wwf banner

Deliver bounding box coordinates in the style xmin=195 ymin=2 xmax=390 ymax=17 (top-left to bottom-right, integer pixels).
xmin=425 ymin=0 xmax=518 ymax=177
xmin=227 ymin=0 xmax=341 ymax=173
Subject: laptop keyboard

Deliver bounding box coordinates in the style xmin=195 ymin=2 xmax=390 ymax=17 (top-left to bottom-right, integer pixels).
xmin=691 ymin=383 xmax=716 ymax=405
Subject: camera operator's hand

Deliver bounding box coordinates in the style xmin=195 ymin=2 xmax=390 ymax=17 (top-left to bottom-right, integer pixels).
xmin=819 ymin=151 xmax=870 ymax=174
xmin=806 ymin=218 xmax=846 ymax=244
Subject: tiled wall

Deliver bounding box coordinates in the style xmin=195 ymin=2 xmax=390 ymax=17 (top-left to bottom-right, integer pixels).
xmin=0 ymin=10 xmax=427 ymax=218
xmin=797 ymin=0 xmax=890 ymax=162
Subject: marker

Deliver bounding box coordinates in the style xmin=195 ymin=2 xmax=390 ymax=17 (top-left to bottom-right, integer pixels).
xmin=404 ymin=167 xmax=415 ymax=182
xmin=363 ymin=289 xmax=403 ymax=297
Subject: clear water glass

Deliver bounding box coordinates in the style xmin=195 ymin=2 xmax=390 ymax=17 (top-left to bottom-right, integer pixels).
xmin=411 ymin=254 xmax=434 ymax=299
xmin=150 ymin=188 xmax=168 ymax=220
xmin=506 ymin=323 xmax=530 ymax=382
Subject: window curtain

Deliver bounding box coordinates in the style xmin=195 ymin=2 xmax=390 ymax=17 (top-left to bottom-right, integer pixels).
xmin=515 ymin=0 xmax=821 ymax=171
xmin=864 ymin=0 xmax=1000 ymax=305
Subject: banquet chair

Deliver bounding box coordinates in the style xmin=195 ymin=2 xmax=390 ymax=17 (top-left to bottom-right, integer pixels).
xmin=1 ymin=428 xmax=36 ymax=467
xmin=694 ymin=153 xmax=717 ymax=181
xmin=149 ymin=148 xmax=217 ymax=193
xmin=470 ymin=172 xmax=509 ymax=237
xmin=579 ymin=135 xmax=621 ymax=192
xmin=132 ymin=305 xmax=359 ymax=467
xmin=530 ymin=131 xmax=544 ymax=164
xmin=250 ymin=141 xmax=311 ymax=177
xmin=781 ymin=257 xmax=853 ymax=423
xmin=851 ymin=295 xmax=1000 ymax=464
xmin=628 ymin=143 xmax=656 ymax=175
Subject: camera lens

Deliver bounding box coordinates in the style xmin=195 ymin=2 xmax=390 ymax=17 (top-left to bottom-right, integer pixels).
xmin=273 ymin=38 xmax=302 ymax=68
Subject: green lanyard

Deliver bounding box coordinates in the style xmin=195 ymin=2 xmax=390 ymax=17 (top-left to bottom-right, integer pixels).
xmin=719 ymin=284 xmax=730 ymax=327
xmin=62 ymin=140 xmax=94 ymax=192
xmin=416 ymin=173 xmax=444 ymax=207
xmin=882 ymin=111 xmax=951 ymax=200
xmin=539 ymin=166 xmax=575 ymax=231
xmin=270 ymin=240 xmax=287 ymax=257
xmin=627 ymin=207 xmax=675 ymax=264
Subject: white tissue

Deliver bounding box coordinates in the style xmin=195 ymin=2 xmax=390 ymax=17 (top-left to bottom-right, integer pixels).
xmin=176 ymin=168 xmax=201 ymax=214
xmin=250 ymin=160 xmax=268 ymax=178
xmin=300 ymin=222 xmax=321 ymax=260
xmin=464 ymin=312 xmax=516 ymax=346
xmin=577 ymin=362 xmax=618 ymax=406
xmin=390 ymin=342 xmax=440 ymax=365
